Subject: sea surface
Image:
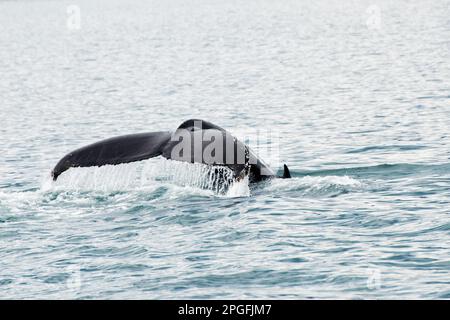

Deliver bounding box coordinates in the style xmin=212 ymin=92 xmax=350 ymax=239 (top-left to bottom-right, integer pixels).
xmin=1 ymin=0 xmax=449 ymax=299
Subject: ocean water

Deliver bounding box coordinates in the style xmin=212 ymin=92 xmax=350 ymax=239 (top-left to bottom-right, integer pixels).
xmin=1 ymin=0 xmax=450 ymax=299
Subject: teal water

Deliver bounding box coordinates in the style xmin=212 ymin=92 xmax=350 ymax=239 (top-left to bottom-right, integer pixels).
xmin=1 ymin=0 xmax=449 ymax=299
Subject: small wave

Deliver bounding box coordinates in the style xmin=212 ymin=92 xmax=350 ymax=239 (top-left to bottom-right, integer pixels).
xmin=346 ymin=145 xmax=427 ymax=154
xmin=266 ymin=175 xmax=367 ymax=196
xmin=291 ymin=163 xmax=450 ymax=180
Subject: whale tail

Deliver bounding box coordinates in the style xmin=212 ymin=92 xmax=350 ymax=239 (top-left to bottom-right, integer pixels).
xmin=50 ymin=120 xmax=279 ymax=183
xmin=282 ymin=164 xmax=291 ymax=179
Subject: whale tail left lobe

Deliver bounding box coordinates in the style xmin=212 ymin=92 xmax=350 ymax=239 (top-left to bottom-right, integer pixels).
xmin=51 ymin=131 xmax=172 ymax=181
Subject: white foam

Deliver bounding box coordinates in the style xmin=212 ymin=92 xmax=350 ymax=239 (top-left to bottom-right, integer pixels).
xmin=0 ymin=189 xmax=42 ymax=215
xmin=266 ymin=175 xmax=366 ymax=195
xmin=226 ymin=174 xmax=250 ymax=198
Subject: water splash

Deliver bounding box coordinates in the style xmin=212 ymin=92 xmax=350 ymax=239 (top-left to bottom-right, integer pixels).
xmin=43 ymin=161 xmax=142 ymax=192
xmin=140 ymin=158 xmax=237 ymax=194
xmin=42 ymin=157 xmax=249 ymax=197
xmin=226 ymin=174 xmax=250 ymax=197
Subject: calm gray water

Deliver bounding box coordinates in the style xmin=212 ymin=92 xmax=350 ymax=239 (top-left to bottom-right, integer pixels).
xmin=1 ymin=0 xmax=450 ymax=299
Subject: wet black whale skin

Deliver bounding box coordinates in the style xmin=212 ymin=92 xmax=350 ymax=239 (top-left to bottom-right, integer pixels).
xmin=51 ymin=119 xmax=278 ymax=183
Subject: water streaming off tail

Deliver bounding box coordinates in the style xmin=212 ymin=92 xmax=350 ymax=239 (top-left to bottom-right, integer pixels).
xmin=44 ymin=157 xmax=247 ymax=196
xmin=141 ymin=158 xmax=238 ymax=195
xmin=45 ymin=161 xmax=143 ymax=192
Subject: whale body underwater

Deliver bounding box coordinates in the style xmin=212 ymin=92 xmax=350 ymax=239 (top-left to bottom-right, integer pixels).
xmin=51 ymin=119 xmax=291 ymax=184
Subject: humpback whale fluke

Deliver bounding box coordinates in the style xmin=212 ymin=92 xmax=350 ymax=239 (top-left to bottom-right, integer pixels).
xmin=51 ymin=119 xmax=290 ymax=184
